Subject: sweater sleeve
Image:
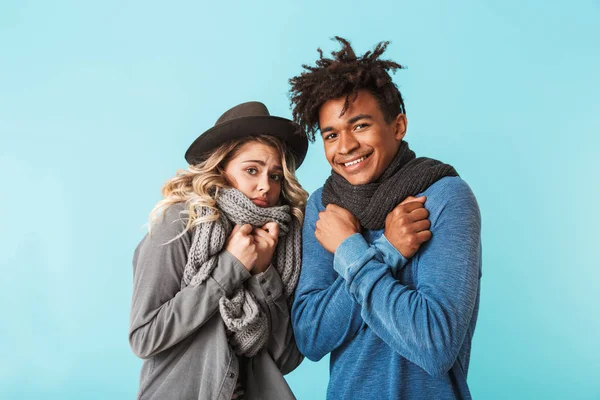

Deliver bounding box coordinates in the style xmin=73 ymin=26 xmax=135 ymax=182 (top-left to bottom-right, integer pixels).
xmin=291 ymin=189 xmax=365 ymax=361
xmin=129 ymin=204 xmax=251 ymax=359
xmin=333 ymin=178 xmax=482 ymax=377
xmin=246 ymin=266 xmax=304 ymax=374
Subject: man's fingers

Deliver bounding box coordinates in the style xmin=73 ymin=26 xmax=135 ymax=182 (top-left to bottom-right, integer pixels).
xmin=415 ymin=230 xmax=432 ymax=243
xmin=408 ymin=207 xmax=429 ymax=222
xmin=320 ymin=207 xmax=349 ymax=224
xmin=399 ymin=196 xmax=426 ymax=206
xmin=325 ymin=204 xmax=341 ymax=212
xmin=326 ymin=204 xmax=354 ymax=218
xmin=390 ymin=200 xmax=425 ymax=217
xmin=399 ymin=196 xmax=418 ymax=205
xmin=318 ymin=210 xmax=326 ymax=221
xmin=332 ymin=206 xmax=351 ymax=217
xmin=412 ymin=219 xmax=431 ymax=232
xmin=403 ymin=200 xmax=426 ymax=213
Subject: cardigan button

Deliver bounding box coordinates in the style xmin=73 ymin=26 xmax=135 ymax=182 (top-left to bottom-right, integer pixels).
xmin=229 ymin=372 xmax=235 ymax=378
xmin=260 ymin=279 xmax=266 ymax=284
xmin=266 ymin=290 xmax=272 ymax=297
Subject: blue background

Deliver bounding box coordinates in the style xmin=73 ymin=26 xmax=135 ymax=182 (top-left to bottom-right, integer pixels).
xmin=1 ymin=1 xmax=598 ymax=399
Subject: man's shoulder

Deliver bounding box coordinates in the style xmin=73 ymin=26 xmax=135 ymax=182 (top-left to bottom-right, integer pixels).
xmin=423 ymin=176 xmax=481 ymax=224
xmin=307 ymin=186 xmax=325 ymax=209
xmin=422 ymin=176 xmax=477 ymax=205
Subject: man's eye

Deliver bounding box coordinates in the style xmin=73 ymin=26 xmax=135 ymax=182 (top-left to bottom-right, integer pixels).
xmin=325 ymin=133 xmax=337 ymax=140
xmin=354 ymin=123 xmax=369 ymax=130
xmin=245 ymin=168 xmax=257 ymax=175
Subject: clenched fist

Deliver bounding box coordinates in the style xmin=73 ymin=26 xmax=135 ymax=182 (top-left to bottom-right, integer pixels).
xmin=252 ymin=222 xmax=279 ymax=275
xmin=384 ymin=196 xmax=431 ymax=259
xmin=315 ymin=204 xmax=361 ymax=254
xmin=225 ymin=224 xmax=257 ymax=271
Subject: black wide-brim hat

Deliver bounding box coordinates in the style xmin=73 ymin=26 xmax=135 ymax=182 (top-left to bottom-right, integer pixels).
xmin=185 ymin=101 xmax=308 ymax=168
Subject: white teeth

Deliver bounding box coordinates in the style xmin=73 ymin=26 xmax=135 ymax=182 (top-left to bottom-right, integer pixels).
xmin=344 ymin=156 xmax=366 ymax=167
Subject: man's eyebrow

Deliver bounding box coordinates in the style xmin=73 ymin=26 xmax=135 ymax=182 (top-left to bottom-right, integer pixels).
xmin=320 ymin=114 xmax=373 ymax=136
xmin=348 ymin=114 xmax=373 ymax=124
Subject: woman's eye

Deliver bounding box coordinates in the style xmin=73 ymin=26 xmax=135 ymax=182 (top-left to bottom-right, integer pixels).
xmin=245 ymin=168 xmax=257 ymax=175
xmin=270 ymin=174 xmax=283 ymax=181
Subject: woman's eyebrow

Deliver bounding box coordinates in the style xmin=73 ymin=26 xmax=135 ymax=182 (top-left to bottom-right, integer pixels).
xmin=241 ymin=160 xmax=283 ymax=171
xmin=241 ymin=159 xmax=266 ymax=165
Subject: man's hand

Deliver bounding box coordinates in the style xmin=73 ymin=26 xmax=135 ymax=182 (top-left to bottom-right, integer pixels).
xmin=252 ymin=222 xmax=279 ymax=275
xmin=225 ymin=224 xmax=258 ymax=271
xmin=384 ymin=196 xmax=431 ymax=259
xmin=315 ymin=204 xmax=361 ymax=253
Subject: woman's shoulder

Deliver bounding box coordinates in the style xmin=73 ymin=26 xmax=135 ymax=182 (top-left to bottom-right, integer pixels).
xmin=163 ymin=202 xmax=189 ymax=222
xmin=149 ymin=202 xmax=192 ymax=242
xmin=133 ymin=202 xmax=193 ymax=267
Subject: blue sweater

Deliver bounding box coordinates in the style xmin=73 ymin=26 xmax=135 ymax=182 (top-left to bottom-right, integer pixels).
xmin=292 ymin=176 xmax=482 ymax=399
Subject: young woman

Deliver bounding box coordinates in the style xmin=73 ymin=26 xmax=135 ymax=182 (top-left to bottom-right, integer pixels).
xmin=129 ymin=102 xmax=309 ymax=400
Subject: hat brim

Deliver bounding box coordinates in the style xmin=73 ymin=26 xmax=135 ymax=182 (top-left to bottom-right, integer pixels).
xmin=185 ymin=116 xmax=308 ymax=168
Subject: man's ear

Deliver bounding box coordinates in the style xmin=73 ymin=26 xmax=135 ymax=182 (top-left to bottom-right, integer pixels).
xmin=393 ymin=113 xmax=408 ymax=141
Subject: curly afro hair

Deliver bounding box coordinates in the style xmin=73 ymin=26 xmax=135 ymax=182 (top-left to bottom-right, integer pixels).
xmin=289 ymin=36 xmax=406 ymax=141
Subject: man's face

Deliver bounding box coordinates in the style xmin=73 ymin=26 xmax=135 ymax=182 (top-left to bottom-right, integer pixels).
xmin=318 ymin=90 xmax=407 ymax=185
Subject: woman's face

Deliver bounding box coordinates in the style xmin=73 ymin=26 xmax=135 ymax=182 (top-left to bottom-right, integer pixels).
xmin=223 ymin=141 xmax=283 ymax=207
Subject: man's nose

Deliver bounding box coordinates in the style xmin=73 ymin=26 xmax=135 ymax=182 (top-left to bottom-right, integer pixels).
xmin=337 ymin=132 xmax=360 ymax=154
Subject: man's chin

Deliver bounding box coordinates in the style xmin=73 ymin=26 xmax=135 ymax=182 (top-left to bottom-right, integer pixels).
xmin=333 ymin=160 xmax=377 ymax=185
xmin=336 ymin=171 xmax=372 ymax=185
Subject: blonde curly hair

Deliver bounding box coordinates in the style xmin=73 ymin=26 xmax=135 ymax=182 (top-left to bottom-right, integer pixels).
xmin=149 ymin=135 xmax=308 ymax=234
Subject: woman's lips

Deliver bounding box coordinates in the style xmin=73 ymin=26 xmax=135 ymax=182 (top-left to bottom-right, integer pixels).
xmin=252 ymin=198 xmax=269 ymax=207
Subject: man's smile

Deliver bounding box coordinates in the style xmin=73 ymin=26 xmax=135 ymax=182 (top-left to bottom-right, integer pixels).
xmin=337 ymin=152 xmax=373 ymax=169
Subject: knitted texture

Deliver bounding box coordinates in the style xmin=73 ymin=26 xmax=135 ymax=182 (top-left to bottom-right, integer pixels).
xmin=321 ymin=141 xmax=458 ymax=230
xmin=181 ymin=188 xmax=302 ymax=357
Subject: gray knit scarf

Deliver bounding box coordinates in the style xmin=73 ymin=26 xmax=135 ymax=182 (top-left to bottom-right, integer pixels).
xmin=321 ymin=141 xmax=458 ymax=230
xmin=181 ymin=188 xmax=302 ymax=357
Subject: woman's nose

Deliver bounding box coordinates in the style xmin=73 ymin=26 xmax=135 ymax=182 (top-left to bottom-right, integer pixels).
xmin=257 ymin=174 xmax=270 ymax=193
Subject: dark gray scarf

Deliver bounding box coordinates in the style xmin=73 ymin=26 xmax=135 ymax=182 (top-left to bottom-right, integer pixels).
xmin=321 ymin=141 xmax=458 ymax=230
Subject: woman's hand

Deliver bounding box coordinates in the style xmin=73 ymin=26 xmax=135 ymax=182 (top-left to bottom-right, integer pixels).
xmin=251 ymin=222 xmax=279 ymax=275
xmin=225 ymin=224 xmax=257 ymax=271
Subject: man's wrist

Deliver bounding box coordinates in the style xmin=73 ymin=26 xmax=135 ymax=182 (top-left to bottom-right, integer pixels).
xmin=373 ymin=234 xmax=409 ymax=274
xmin=333 ymin=233 xmax=372 ymax=281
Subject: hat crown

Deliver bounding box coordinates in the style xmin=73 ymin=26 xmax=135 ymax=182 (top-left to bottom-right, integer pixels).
xmin=215 ymin=102 xmax=270 ymax=126
xmin=185 ymin=100 xmax=308 ymax=168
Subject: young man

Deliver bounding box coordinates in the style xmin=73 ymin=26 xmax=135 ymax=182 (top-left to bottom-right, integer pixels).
xmin=289 ymin=37 xmax=482 ymax=399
